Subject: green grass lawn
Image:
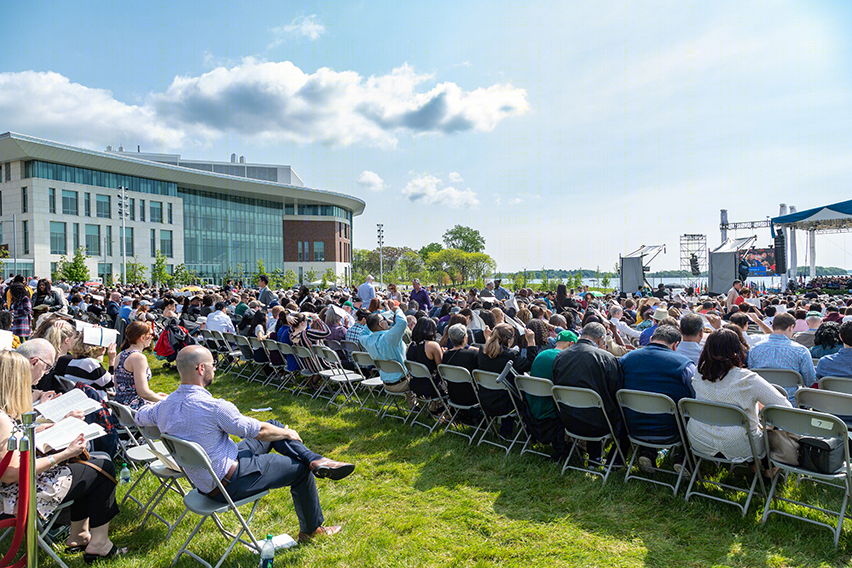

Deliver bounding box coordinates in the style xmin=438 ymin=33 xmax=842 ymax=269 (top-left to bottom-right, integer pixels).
xmin=44 ymin=355 xmax=852 ymax=567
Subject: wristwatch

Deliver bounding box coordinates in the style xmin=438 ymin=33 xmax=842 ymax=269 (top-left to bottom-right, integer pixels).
xmin=47 ymin=455 xmax=56 ymax=467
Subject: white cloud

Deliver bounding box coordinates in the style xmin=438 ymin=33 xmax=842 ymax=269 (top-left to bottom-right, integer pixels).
xmin=448 ymin=171 xmax=463 ymax=183
xmin=269 ymin=15 xmax=326 ymax=47
xmin=402 ymin=173 xmax=480 ymax=208
xmin=357 ymin=170 xmax=384 ymax=192
xmin=0 ymin=60 xmax=528 ymax=150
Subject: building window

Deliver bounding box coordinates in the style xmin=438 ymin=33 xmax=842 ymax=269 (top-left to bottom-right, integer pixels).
xmin=84 ymin=193 xmax=91 ymax=216
xmin=140 ymin=199 xmax=145 ymax=222
xmin=98 ymin=263 xmax=112 ymax=282
xmin=160 ymin=230 xmax=173 ymax=258
xmin=339 ymin=242 xmax=342 ymax=261
xmin=85 ymin=224 xmax=100 ymax=256
xmin=150 ymin=229 xmax=156 ymax=256
xmin=313 ymin=241 xmax=325 ymax=262
xmin=285 ymin=204 xmax=294 ymax=215
xmin=62 ymin=190 xmax=78 ymax=216
xmin=72 ymin=223 xmax=80 ymax=251
xmin=299 ymin=266 xmax=303 ymax=284
xmin=22 ymin=220 xmax=29 ymax=255
xmin=297 ymin=241 xmax=303 ymax=262
xmin=21 ymin=187 xmax=27 ymax=213
xmin=167 ymin=202 xmax=173 ymax=224
xmin=129 ymin=198 xmax=135 ymax=221
xmin=3 ymin=163 xmax=8 ymax=182
xmin=304 ymin=241 xmax=310 ymax=262
xmin=106 ymin=226 xmax=113 ymax=256
xmin=50 ymin=222 xmax=66 ymax=255
xmin=23 ymin=160 xmax=177 ymax=197
xmin=150 ymin=201 xmax=162 ymax=223
xmin=96 ymin=194 xmax=111 ymax=218
xmin=49 ymin=188 xmax=56 ymax=214
xmin=124 ymin=227 xmax=134 ymax=256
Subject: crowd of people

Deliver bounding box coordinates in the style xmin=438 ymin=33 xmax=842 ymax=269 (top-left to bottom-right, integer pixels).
xmin=806 ymin=275 xmax=852 ymax=291
xmin=3 ymin=270 xmax=852 ymax=561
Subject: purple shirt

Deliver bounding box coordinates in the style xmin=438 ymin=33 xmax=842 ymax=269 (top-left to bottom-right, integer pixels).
xmin=135 ymin=384 xmax=261 ymax=493
xmin=410 ymin=288 xmax=431 ymax=311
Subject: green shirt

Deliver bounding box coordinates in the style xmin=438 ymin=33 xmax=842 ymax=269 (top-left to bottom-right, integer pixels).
xmin=234 ymin=302 xmax=249 ymax=316
xmin=527 ymin=348 xmax=559 ymax=419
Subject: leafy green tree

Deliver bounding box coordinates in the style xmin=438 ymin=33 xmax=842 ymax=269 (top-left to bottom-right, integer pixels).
xmin=283 ymin=269 xmax=297 ymax=289
xmin=539 ymin=268 xmax=550 ymax=292
xmin=270 ymin=267 xmax=284 ymax=289
xmin=125 ymin=256 xmax=147 ymax=285
xmin=305 ymin=268 xmax=318 ymax=285
xmin=61 ymin=247 xmax=90 ymax=283
xmin=172 ymin=263 xmax=197 ymax=287
xmin=418 ymin=242 xmax=443 ymax=263
xmin=601 ymin=273 xmax=611 ymax=289
xmin=322 ymin=268 xmax=336 ymax=289
xmin=151 ymin=249 xmax=171 ymax=286
xmin=397 ymin=250 xmax=425 ymax=282
xmin=442 ymin=225 xmax=485 ymax=253
xmin=512 ymin=272 xmax=525 ymax=291
xmin=254 ymin=259 xmax=266 ymax=286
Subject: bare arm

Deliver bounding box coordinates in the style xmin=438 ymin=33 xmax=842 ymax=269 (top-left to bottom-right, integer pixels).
xmin=255 ymin=421 xmax=302 ymax=443
xmin=749 ymin=312 xmax=773 ymax=335
xmin=126 ymin=351 xmax=166 ymax=402
xmin=0 ymin=414 xmax=85 ymax=484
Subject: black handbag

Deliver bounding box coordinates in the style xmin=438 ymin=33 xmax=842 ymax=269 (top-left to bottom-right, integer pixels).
xmin=798 ymin=436 xmax=845 ymax=474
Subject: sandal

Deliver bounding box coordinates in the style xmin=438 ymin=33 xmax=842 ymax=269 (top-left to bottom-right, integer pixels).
xmin=83 ymin=544 xmax=127 ymax=564
xmin=64 ymin=542 xmax=89 ymax=553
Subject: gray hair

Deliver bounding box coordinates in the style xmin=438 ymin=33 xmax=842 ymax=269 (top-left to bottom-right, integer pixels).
xmin=806 ymin=313 xmax=823 ymax=325
xmin=679 ymin=313 xmax=704 ymax=337
xmin=651 ymin=324 xmax=682 ymax=346
xmin=16 ymin=338 xmax=57 ymax=365
xmin=448 ymin=323 xmax=467 ymax=346
xmin=609 ymin=305 xmax=623 ymax=317
xmin=581 ymin=322 xmax=606 ymax=341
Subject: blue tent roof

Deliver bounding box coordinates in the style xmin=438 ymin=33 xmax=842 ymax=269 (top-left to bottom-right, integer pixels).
xmin=771 ymin=199 xmax=852 ymax=235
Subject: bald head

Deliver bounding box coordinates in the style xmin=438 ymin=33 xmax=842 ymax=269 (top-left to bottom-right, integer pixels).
xmin=17 ymin=338 xmax=57 ymax=384
xmin=176 ymin=345 xmax=214 ymax=385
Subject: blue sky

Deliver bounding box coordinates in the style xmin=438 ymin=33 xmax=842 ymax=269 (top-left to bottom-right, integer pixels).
xmin=3 ymin=0 xmax=852 ymax=273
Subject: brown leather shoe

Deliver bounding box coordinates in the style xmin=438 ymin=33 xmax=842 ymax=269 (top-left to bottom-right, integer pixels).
xmin=298 ymin=525 xmax=342 ymax=543
xmin=310 ymin=458 xmax=355 ymax=480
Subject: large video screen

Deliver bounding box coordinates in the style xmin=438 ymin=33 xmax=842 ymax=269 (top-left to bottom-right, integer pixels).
xmin=744 ymin=247 xmax=775 ymax=275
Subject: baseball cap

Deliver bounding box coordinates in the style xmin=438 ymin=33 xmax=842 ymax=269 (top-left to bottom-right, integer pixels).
xmin=556 ymin=330 xmax=578 ymax=343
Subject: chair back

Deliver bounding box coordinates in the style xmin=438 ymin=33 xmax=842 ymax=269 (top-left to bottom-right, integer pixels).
xmin=761 ymin=405 xmax=849 ymax=445
xmin=277 ymin=342 xmax=295 ymax=356
xmin=325 ymin=339 xmax=342 ymax=352
xmin=247 ymin=336 xmax=263 ymax=351
xmin=292 ymin=344 xmax=314 ymax=360
xmin=106 ymin=400 xmax=137 ymax=429
xmin=437 ymin=364 xmax=474 ymax=386
xmin=678 ymin=398 xmax=748 ymax=429
xmin=616 ymin=389 xmax=677 ymax=417
xmin=515 ymin=375 xmax=554 ymax=398
xmin=351 ymin=351 xmax=374 ymax=368
xmin=795 ymin=389 xmax=852 ymax=424
xmin=374 ymin=359 xmax=406 ymax=376
xmin=161 ymin=434 xmax=215 ymax=473
xmin=221 ymin=332 xmax=236 ymax=344
xmin=753 ymin=368 xmax=803 ymax=389
xmin=310 ymin=344 xmax=326 ymax=359
xmin=551 ymin=385 xmax=604 ymax=410
xmin=341 ymin=340 xmax=361 ymax=354
xmin=404 ymin=360 xmax=432 ymax=380
xmin=56 ymin=376 xmax=76 ymax=391
xmin=234 ymin=335 xmax=254 ymax=358
xmin=134 ymin=421 xmax=180 ymax=471
xmin=471 ymin=369 xmax=506 ymax=393
xmin=818 ymin=376 xmax=852 ymax=395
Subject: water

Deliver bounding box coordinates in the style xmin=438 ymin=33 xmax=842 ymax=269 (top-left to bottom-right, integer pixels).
xmin=119 ymin=463 xmax=131 ymax=485
xmin=526 ymin=276 xmax=786 ymax=289
xmin=259 ymin=534 xmax=275 ymax=567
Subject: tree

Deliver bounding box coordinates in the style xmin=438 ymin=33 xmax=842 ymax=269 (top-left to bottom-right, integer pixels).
xmin=283 ymin=269 xmax=297 ymax=289
xmin=151 ymin=249 xmax=171 ymax=286
xmin=270 ymin=267 xmax=285 ymax=289
xmin=419 ymin=242 xmax=443 ymax=262
xmin=442 ymin=225 xmax=485 ymax=253
xmin=397 ymin=250 xmax=425 ymax=282
xmin=539 ymin=268 xmax=550 ymax=292
xmin=172 ymin=263 xmax=197 ymax=287
xmin=511 ymin=272 xmax=525 ymax=291
xmin=125 ymin=256 xmax=147 ymax=285
xmin=254 ymin=259 xmax=266 ymax=286
xmin=305 ymin=268 xmax=318 ymax=285
xmin=62 ymin=247 xmax=90 ymax=283
xmin=322 ymin=268 xmax=335 ymax=289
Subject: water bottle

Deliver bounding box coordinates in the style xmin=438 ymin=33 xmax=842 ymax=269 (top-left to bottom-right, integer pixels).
xmin=119 ymin=463 xmax=131 ymax=485
xmin=259 ymin=534 xmax=274 ymax=568
xmin=658 ymin=448 xmax=670 ymax=462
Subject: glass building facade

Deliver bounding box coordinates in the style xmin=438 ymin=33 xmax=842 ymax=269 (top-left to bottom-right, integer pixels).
xmin=24 ymin=160 xmax=177 ymax=196
xmin=178 ymin=188 xmax=283 ymax=278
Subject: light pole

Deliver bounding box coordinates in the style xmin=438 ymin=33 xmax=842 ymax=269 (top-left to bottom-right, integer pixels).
xmin=118 ymin=185 xmax=128 ymax=285
xmin=377 ymin=223 xmax=384 ymax=288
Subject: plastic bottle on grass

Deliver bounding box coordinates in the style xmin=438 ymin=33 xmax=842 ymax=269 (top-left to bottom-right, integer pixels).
xmin=259 ymin=534 xmax=274 ymax=568
xmin=119 ymin=463 xmax=131 ymax=485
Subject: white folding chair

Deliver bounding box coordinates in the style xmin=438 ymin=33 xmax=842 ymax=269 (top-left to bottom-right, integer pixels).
xmin=552 ymin=385 xmax=626 ymax=483
xmin=160 ymin=434 xmax=270 ymax=568
xmin=819 ymin=376 xmax=852 ymax=395
xmin=404 ymin=360 xmax=447 ymax=433
xmin=678 ymin=399 xmax=766 ymax=517
xmin=351 ymin=351 xmax=384 ymax=414
xmin=616 ymin=389 xmax=692 ymax=495
xmin=436 ymin=364 xmax=486 ymax=444
xmin=372 ymin=359 xmax=413 ymax=423
xmin=753 ymin=368 xmax=804 ymax=401
xmin=513 ymin=374 xmax=561 ymax=459
xmin=760 ymin=405 xmax=852 ymax=547
xmin=471 ymin=368 xmax=525 ymax=454
xmin=318 ymin=346 xmax=364 ymax=410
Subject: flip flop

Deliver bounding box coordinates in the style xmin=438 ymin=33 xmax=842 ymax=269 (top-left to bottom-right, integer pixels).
xmin=83 ymin=544 xmax=127 ymax=564
xmin=64 ymin=542 xmax=89 ymax=553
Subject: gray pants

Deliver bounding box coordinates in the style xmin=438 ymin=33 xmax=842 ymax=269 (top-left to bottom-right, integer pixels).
xmin=384 ymin=377 xmax=416 ymax=405
xmin=213 ymin=420 xmax=325 ymax=533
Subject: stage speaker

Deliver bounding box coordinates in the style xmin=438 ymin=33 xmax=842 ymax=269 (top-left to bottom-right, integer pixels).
xmin=690 ymin=254 xmax=700 ymax=276
xmin=774 ymin=234 xmax=786 ymax=274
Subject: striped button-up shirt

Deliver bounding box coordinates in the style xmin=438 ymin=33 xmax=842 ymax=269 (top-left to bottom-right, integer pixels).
xmin=747 ymin=333 xmax=816 ymax=387
xmin=136 ymin=384 xmax=261 ymax=493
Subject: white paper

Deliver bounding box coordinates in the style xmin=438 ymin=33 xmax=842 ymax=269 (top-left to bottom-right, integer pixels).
xmin=331 ymin=305 xmax=349 ymax=320
xmin=468 ymin=310 xmax=485 ymax=331
xmin=0 ymin=330 xmax=12 ymax=351
xmin=506 ymin=317 xmax=527 ymax=335
xmin=35 ymin=389 xmax=103 ymax=423
xmin=250 ymin=407 xmax=273 ymax=412
xmin=746 ymin=298 xmax=761 ymax=308
xmin=246 ymin=533 xmax=297 ymax=553
xmin=82 ymin=326 xmax=118 ymax=347
xmin=775 ymin=305 xmax=787 ymax=314
xmin=75 ymin=320 xmax=96 ymax=333
xmin=35 ymin=416 xmax=105 ymax=453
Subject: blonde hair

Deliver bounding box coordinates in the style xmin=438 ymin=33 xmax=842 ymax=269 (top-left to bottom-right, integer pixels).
xmin=516 ymin=308 xmax=532 ymax=324
xmin=69 ymin=335 xmax=106 ymax=360
xmin=483 ymin=323 xmax=515 ymax=359
xmin=0 ymin=351 xmax=34 ymax=419
xmin=40 ymin=320 xmax=77 ymax=353
xmin=490 ymin=308 xmax=504 ymax=324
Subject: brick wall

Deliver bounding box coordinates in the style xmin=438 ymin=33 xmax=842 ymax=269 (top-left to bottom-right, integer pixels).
xmin=283 ymin=219 xmax=351 ymax=262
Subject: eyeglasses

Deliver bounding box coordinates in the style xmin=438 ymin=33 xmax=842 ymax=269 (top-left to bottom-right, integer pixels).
xmin=195 ymin=360 xmax=216 ymax=371
xmin=34 ymin=356 xmax=53 ymax=368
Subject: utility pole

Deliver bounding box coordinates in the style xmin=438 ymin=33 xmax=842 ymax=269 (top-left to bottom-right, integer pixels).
xmin=118 ymin=185 xmax=128 ymax=285
xmin=377 ymin=223 xmax=384 ymax=288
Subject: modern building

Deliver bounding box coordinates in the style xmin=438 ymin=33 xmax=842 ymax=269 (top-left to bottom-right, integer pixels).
xmin=0 ymin=132 xmax=364 ymax=284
